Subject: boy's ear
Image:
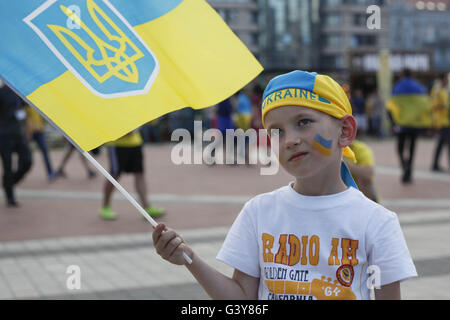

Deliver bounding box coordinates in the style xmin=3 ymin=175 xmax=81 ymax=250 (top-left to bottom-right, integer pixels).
xmin=338 ymin=115 xmax=357 ymax=148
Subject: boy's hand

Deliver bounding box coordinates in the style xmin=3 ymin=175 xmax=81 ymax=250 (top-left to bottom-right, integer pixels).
xmin=152 ymin=223 xmax=193 ymax=265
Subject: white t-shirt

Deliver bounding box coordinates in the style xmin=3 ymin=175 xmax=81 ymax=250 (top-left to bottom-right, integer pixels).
xmin=217 ymin=183 xmax=417 ymax=300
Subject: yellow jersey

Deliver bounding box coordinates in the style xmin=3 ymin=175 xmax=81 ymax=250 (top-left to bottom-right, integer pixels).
xmin=25 ymin=105 xmax=44 ymax=132
xmin=107 ymin=131 xmax=143 ymax=147
xmin=431 ymin=84 xmax=449 ymax=129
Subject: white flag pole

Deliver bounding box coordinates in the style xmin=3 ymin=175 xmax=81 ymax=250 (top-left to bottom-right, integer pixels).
xmin=0 ymin=76 xmax=192 ymax=265
xmin=81 ymin=152 xmax=193 ymax=264
xmin=82 ymin=151 xmax=156 ymax=225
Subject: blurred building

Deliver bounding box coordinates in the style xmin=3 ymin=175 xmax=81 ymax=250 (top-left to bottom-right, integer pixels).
xmin=257 ymin=0 xmax=320 ymax=72
xmin=320 ymin=0 xmax=389 ymax=80
xmin=207 ymin=0 xmax=260 ymax=58
xmin=350 ymin=0 xmax=450 ymax=92
xmin=390 ymin=0 xmax=450 ymax=73
xmin=207 ymin=0 xmax=450 ymax=90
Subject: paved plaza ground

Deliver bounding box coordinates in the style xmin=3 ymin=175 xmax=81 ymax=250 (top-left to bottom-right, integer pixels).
xmin=0 ymin=136 xmax=449 ymax=300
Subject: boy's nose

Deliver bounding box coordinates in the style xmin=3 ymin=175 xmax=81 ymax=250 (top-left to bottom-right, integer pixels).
xmin=284 ymin=130 xmax=301 ymax=149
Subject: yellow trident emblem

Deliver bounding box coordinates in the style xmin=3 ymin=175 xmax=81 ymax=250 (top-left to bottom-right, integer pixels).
xmin=47 ymin=0 xmax=144 ymax=84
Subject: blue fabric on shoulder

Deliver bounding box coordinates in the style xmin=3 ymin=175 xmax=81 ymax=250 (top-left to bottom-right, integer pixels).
xmin=341 ymin=161 xmax=359 ymax=189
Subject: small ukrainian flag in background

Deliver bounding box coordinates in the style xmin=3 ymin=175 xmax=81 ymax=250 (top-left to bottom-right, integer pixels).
xmin=0 ymin=0 xmax=263 ymax=151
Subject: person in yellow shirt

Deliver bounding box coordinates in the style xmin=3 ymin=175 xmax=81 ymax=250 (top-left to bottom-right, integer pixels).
xmin=344 ymin=140 xmax=379 ymax=203
xmin=430 ymin=73 xmax=449 ymax=172
xmin=25 ymin=105 xmax=55 ymax=181
xmin=100 ymin=129 xmax=165 ymax=220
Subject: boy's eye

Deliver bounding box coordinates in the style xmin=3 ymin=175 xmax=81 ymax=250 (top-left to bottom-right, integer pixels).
xmin=298 ymin=119 xmax=312 ymax=126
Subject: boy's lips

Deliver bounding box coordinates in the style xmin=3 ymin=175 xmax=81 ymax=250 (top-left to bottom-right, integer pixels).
xmin=288 ymin=151 xmax=308 ymax=162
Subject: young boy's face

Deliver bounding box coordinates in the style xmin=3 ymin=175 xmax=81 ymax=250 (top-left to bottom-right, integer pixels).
xmin=265 ymin=105 xmax=344 ymax=179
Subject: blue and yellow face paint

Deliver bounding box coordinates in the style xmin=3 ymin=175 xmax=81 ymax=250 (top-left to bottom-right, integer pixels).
xmin=312 ymin=134 xmax=333 ymax=157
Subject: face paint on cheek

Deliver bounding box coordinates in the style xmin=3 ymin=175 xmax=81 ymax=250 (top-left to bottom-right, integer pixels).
xmin=312 ymin=133 xmax=333 ymax=156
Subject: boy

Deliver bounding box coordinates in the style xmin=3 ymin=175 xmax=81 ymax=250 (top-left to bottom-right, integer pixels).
xmin=100 ymin=129 xmax=165 ymax=220
xmin=152 ymin=70 xmax=417 ymax=300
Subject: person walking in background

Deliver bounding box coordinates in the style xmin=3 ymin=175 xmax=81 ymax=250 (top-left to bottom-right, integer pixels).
xmin=366 ymin=90 xmax=384 ymax=138
xmin=250 ymin=84 xmax=263 ymax=131
xmin=235 ymin=88 xmax=253 ymax=131
xmin=430 ymin=73 xmax=450 ymax=172
xmin=250 ymin=83 xmax=269 ymax=150
xmin=0 ymin=84 xmax=32 ymax=207
xmin=234 ymin=88 xmax=252 ymax=163
xmin=216 ymin=98 xmax=235 ymax=135
xmin=100 ymin=130 xmax=165 ymax=220
xmin=216 ymin=98 xmax=235 ymax=164
xmin=350 ymin=89 xmax=367 ymax=137
xmin=54 ymin=143 xmax=97 ymax=179
xmin=387 ymin=69 xmax=432 ymax=184
xmin=25 ymin=105 xmax=55 ymax=182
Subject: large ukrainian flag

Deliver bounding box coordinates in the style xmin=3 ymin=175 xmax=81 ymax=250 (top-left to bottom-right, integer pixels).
xmin=387 ymin=77 xmax=432 ymax=128
xmin=0 ymin=0 xmax=262 ymax=151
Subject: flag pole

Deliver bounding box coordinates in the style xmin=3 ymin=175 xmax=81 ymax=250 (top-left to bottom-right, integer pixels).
xmin=0 ymin=77 xmax=192 ymax=264
xmin=81 ymin=151 xmax=193 ymax=264
xmin=82 ymin=151 xmax=157 ymax=225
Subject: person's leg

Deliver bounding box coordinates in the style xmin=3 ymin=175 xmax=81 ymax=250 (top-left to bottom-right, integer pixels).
xmin=408 ymin=131 xmax=418 ymax=169
xmin=78 ymin=152 xmax=96 ymax=179
xmin=397 ymin=131 xmax=406 ymax=171
xmin=103 ymin=174 xmax=120 ymax=208
xmin=444 ymin=127 xmax=450 ymax=171
xmin=131 ymin=146 xmax=165 ymax=218
xmin=0 ymin=139 xmax=16 ymax=205
xmin=55 ymin=144 xmax=74 ymax=177
xmin=12 ymin=134 xmax=32 ymax=186
xmin=100 ymin=146 xmax=120 ymax=220
xmin=403 ymin=131 xmax=418 ymax=183
xmin=33 ymin=131 xmax=55 ymax=178
xmin=100 ymin=174 xmax=120 ymax=220
xmin=134 ymin=172 xmax=149 ymax=208
xmin=402 ymin=133 xmax=412 ymax=183
xmin=432 ymin=129 xmax=445 ymax=171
